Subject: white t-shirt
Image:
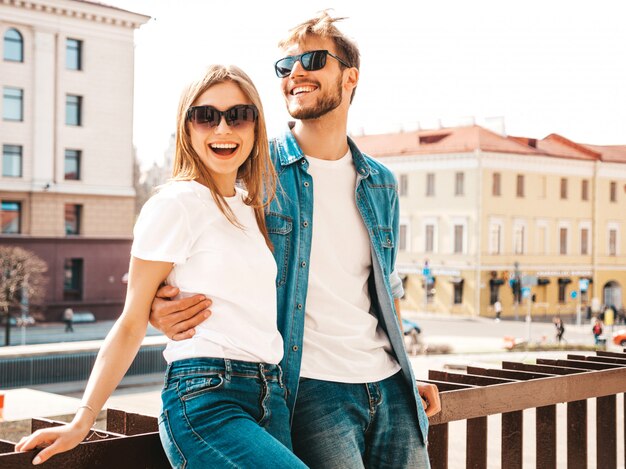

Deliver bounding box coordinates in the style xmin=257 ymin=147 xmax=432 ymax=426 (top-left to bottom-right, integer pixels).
xmin=300 ymin=151 xmax=400 ymax=383
xmin=131 ymin=180 xmax=283 ymax=365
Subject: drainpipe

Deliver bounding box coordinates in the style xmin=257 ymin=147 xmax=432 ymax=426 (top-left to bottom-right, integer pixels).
xmin=475 ymin=149 xmax=483 ymax=317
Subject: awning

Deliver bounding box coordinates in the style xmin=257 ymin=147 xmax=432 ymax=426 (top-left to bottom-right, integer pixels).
xmin=537 ymin=277 xmax=550 ymax=286
xmin=489 ymin=278 xmax=505 ymax=286
xmin=558 ymin=277 xmax=572 ymax=285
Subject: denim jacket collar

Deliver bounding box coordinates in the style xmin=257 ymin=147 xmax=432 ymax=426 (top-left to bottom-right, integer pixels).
xmin=276 ymin=123 xmax=376 ymax=179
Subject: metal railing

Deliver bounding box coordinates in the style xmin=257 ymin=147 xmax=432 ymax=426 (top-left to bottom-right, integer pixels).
xmin=426 ymin=349 xmax=626 ymax=469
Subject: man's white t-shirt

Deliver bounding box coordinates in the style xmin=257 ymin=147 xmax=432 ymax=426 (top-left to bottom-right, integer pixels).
xmin=300 ymin=151 xmax=401 ymax=383
xmin=131 ymin=180 xmax=283 ymax=365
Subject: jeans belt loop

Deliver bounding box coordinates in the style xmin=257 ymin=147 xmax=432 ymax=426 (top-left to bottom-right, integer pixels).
xmin=277 ymin=364 xmax=284 ymax=388
xmin=258 ymin=363 xmax=268 ymax=385
xmin=164 ymin=363 xmax=172 ymax=386
xmin=224 ymin=358 xmax=232 ymax=381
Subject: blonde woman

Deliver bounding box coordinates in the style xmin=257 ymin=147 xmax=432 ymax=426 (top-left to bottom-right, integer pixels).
xmin=16 ymin=65 xmax=306 ymax=468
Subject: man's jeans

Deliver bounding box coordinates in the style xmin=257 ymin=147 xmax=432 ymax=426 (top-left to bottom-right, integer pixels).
xmin=291 ymin=371 xmax=430 ymax=469
xmin=159 ymin=358 xmax=307 ymax=468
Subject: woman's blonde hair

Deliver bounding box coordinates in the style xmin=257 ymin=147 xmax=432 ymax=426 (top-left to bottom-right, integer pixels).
xmin=172 ymin=64 xmax=276 ymax=248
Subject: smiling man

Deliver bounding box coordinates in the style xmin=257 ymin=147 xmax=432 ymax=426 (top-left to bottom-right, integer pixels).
xmin=150 ymin=11 xmax=440 ymax=468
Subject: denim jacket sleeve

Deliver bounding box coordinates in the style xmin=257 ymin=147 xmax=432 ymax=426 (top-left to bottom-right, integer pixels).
xmin=389 ymin=174 xmax=404 ymax=299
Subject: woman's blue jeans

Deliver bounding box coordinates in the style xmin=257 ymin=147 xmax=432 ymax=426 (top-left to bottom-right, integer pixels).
xmin=159 ymin=357 xmax=307 ymax=468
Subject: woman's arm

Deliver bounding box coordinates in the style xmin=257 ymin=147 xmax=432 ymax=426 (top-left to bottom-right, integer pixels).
xmin=15 ymin=257 xmax=172 ymax=465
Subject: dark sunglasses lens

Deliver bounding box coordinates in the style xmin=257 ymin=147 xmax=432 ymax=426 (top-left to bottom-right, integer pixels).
xmin=303 ymin=50 xmax=327 ymax=71
xmin=275 ymin=57 xmax=294 ymax=77
xmin=191 ymin=107 xmax=220 ymax=127
xmin=226 ymin=106 xmax=257 ymax=127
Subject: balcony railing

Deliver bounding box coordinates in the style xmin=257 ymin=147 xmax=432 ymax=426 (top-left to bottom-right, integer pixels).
xmin=0 ymin=350 xmax=625 ymax=468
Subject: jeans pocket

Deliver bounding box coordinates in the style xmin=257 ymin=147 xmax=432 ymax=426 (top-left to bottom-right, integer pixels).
xmin=179 ymin=374 xmax=224 ymax=401
xmin=159 ymin=410 xmax=187 ymax=469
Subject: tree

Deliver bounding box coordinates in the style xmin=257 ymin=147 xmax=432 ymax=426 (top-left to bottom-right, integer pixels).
xmin=0 ymin=246 xmax=47 ymax=346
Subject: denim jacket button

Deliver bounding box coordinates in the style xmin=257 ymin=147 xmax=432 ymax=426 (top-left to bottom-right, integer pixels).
xmin=303 ymin=181 xmax=310 ymax=187
xmin=297 ymin=304 xmax=303 ymax=310
xmin=292 ymin=345 xmax=299 ymax=352
xmin=300 ymin=261 xmax=306 ymax=268
xmin=302 ymin=221 xmax=309 ymax=228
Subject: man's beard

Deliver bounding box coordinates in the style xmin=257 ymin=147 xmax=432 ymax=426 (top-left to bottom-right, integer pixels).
xmin=287 ymin=76 xmax=343 ymax=120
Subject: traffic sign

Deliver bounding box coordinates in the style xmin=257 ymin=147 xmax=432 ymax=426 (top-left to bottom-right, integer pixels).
xmin=521 ymin=287 xmax=531 ymax=298
xmin=579 ymin=278 xmax=589 ymax=291
xmin=570 ymin=290 xmax=578 ymax=299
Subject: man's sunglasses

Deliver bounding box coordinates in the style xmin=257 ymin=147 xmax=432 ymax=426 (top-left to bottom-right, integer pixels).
xmin=186 ymin=104 xmax=258 ymax=129
xmin=274 ymin=49 xmax=351 ymax=78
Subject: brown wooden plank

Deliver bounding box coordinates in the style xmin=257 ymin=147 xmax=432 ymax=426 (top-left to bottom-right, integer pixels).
xmin=467 ymin=366 xmax=551 ymax=381
xmin=502 ymin=410 xmax=523 ymax=469
xmin=106 ymin=408 xmax=158 ymax=435
xmin=466 ymin=416 xmax=487 ymax=469
xmin=420 ymin=379 xmax=475 ymax=392
xmin=428 ymin=423 xmax=448 ymax=469
xmin=597 ymin=395 xmax=617 ymax=469
xmin=0 ymin=440 xmax=15 ymax=453
xmin=537 ymin=358 xmax=622 ymax=370
xmin=0 ymin=432 xmax=169 ymax=468
xmin=536 ymin=405 xmax=556 ymax=469
xmin=567 ymin=400 xmax=587 ymax=469
xmin=597 ymin=350 xmax=626 ymax=359
xmin=430 ymin=366 xmax=626 ymax=425
xmin=31 ymin=418 xmax=124 ymax=440
xmin=429 ymin=370 xmax=514 ymax=386
xmin=571 ymin=354 xmax=626 ymax=366
xmin=502 ymin=361 xmax=584 ymax=375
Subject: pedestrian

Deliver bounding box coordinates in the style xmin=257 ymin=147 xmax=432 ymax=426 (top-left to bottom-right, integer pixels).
xmin=553 ymin=316 xmax=565 ymax=344
xmin=592 ymin=317 xmax=604 ymax=345
xmin=494 ymin=300 xmax=502 ymax=322
xmin=16 ymin=65 xmax=306 ymax=468
xmin=148 ymin=11 xmax=441 ymax=468
xmin=63 ymin=307 xmax=74 ymax=333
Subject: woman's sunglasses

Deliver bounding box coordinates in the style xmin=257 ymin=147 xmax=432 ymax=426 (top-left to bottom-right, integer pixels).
xmin=274 ymin=49 xmax=351 ymax=78
xmin=186 ymin=104 xmax=258 ymax=129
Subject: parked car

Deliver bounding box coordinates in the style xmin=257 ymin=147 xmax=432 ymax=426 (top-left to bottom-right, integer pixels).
xmin=612 ymin=329 xmax=626 ymax=347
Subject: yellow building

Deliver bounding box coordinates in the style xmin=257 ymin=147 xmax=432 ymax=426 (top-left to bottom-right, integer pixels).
xmin=353 ymin=126 xmax=626 ymax=320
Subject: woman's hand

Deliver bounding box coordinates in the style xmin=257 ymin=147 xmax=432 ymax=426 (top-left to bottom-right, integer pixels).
xmin=14 ymin=420 xmax=91 ymax=465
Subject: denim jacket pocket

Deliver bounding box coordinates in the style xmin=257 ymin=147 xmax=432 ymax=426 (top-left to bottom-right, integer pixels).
xmin=266 ymin=212 xmax=293 ymax=287
xmin=179 ymin=374 xmax=224 ymax=401
xmin=378 ymin=227 xmax=394 ymax=273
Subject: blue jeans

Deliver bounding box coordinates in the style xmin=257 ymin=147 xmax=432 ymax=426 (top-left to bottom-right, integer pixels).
xmin=291 ymin=371 xmax=430 ymax=468
xmin=159 ymin=357 xmax=307 ymax=468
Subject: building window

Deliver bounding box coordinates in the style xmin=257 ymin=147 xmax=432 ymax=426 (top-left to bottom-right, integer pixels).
xmin=516 ymin=174 xmax=524 ymax=197
xmin=454 ymin=224 xmax=464 ymax=254
xmin=492 ymin=172 xmax=501 ymax=196
xmin=489 ymin=223 xmax=501 ymax=255
xmin=582 ymin=179 xmax=589 ymax=201
xmin=1 ymin=201 xmax=21 ymax=234
xmin=65 ymin=204 xmax=82 ymax=235
xmin=581 ymin=228 xmax=589 ymax=255
xmin=3 ymin=87 xmax=23 ymax=121
xmin=66 ymin=38 xmax=82 ymax=70
xmin=610 ymin=181 xmax=617 ymax=202
xmin=398 ymin=174 xmax=408 ymax=196
xmin=559 ymin=227 xmax=568 ymax=255
xmin=425 ymin=224 xmax=435 ymax=253
xmin=453 ymin=279 xmax=464 ymax=304
xmin=454 ymin=172 xmax=464 ymax=196
xmin=558 ymin=278 xmax=571 ymax=303
xmin=560 ymin=178 xmax=568 ymax=199
xmin=514 ymin=224 xmax=525 ymax=255
xmin=66 ymin=94 xmax=82 ymax=126
xmin=426 ymin=173 xmax=435 ymax=196
xmin=609 ymin=229 xmax=617 ymax=256
xmin=2 ymin=144 xmax=22 ymax=177
xmin=399 ymin=224 xmax=407 ymax=251
xmin=64 ymin=149 xmax=81 ymax=180
xmin=3 ymin=28 xmax=23 ymax=62
xmin=63 ymin=258 xmax=83 ymax=300
xmin=539 ymin=176 xmax=547 ymax=199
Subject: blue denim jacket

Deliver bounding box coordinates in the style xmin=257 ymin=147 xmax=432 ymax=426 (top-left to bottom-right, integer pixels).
xmin=266 ymin=126 xmax=429 ymax=442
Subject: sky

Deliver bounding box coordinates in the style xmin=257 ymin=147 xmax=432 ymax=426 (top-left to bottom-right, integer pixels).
xmin=102 ymin=0 xmax=626 ymax=169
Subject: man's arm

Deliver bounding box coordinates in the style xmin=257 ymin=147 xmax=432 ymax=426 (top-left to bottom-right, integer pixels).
xmin=417 ymin=382 xmax=441 ymax=417
xmin=149 ymin=285 xmax=212 ymax=340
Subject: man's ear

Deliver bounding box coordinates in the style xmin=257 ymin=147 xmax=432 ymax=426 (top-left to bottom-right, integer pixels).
xmin=344 ymin=67 xmax=359 ymax=94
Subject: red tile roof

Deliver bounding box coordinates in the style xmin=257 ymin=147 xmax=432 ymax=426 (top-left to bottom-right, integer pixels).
xmin=352 ymin=125 xmax=624 ymax=163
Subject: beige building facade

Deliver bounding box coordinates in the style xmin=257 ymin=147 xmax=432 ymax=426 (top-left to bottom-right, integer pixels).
xmin=1 ymin=0 xmax=148 ymax=320
xmin=354 ymin=126 xmax=626 ymax=320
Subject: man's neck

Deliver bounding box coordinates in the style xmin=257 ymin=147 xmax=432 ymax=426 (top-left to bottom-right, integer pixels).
xmin=292 ymin=112 xmax=349 ymax=161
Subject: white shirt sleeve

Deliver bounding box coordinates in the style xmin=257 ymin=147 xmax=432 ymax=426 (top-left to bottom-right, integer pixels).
xmin=390 ymin=269 xmax=405 ymax=299
xmin=131 ymin=193 xmax=192 ymax=264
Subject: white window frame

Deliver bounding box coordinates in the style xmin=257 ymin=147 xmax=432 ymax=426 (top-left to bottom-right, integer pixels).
xmin=536 ymin=219 xmax=549 ymax=255
xmin=579 ymin=221 xmax=592 ymax=256
xmin=558 ymin=220 xmax=571 ymax=256
xmin=451 ymin=216 xmax=468 ymax=255
xmin=399 ymin=216 xmax=411 ymax=252
xmin=607 ymin=222 xmax=620 ymax=256
xmin=488 ymin=218 xmax=503 ymax=255
xmin=423 ymin=216 xmax=438 ymax=254
xmin=512 ymin=218 xmax=527 ymax=255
